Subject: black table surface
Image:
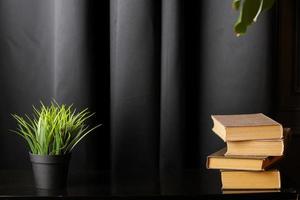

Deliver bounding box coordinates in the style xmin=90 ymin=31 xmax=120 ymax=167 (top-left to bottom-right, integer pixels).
xmin=0 ymin=170 xmax=297 ymax=199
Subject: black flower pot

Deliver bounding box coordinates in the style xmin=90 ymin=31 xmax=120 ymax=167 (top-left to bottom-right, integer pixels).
xmin=29 ymin=153 xmax=71 ymax=190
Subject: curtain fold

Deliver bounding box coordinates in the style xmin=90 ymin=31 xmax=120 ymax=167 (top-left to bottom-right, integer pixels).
xmin=160 ymin=0 xmax=185 ymax=173
xmin=53 ymin=0 xmax=90 ymax=106
xmin=110 ymin=0 xmax=160 ymax=175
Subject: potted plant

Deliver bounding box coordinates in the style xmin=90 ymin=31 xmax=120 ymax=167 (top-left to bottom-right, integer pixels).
xmin=11 ymin=101 xmax=101 ymax=190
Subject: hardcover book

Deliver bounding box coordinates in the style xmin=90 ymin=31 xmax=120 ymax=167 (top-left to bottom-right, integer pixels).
xmin=211 ymin=113 xmax=283 ymax=141
xmin=221 ymin=170 xmax=281 ymax=189
xmin=225 ymin=128 xmax=290 ymax=156
xmin=225 ymin=139 xmax=284 ymax=156
xmin=207 ymin=148 xmax=282 ymax=171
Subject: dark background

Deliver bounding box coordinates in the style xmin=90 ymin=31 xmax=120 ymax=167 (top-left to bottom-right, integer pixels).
xmin=0 ymin=0 xmax=289 ymax=182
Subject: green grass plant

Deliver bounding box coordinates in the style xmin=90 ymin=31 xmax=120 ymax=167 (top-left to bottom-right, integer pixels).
xmin=11 ymin=101 xmax=101 ymax=155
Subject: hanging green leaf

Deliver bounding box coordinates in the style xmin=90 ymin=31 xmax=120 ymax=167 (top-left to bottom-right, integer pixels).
xmin=232 ymin=0 xmax=241 ymax=10
xmin=233 ymin=0 xmax=276 ymax=36
xmin=234 ymin=0 xmax=261 ymax=36
xmin=254 ymin=0 xmax=276 ymax=22
xmin=262 ymin=0 xmax=276 ymax=10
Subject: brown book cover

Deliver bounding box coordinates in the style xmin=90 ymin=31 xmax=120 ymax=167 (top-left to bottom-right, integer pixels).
xmin=207 ymin=148 xmax=282 ymax=171
xmin=211 ymin=113 xmax=283 ymax=141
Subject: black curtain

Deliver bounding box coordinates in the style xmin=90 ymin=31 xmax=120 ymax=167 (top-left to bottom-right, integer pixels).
xmin=0 ymin=0 xmax=274 ymax=180
xmin=110 ymin=0 xmax=274 ymax=178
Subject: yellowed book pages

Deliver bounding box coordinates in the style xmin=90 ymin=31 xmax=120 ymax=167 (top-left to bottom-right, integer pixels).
xmin=221 ymin=170 xmax=281 ymax=190
xmin=225 ymin=128 xmax=290 ymax=156
xmin=226 ymin=140 xmax=284 ymax=156
xmin=207 ymin=148 xmax=282 ymax=171
xmin=222 ymin=189 xmax=280 ymax=194
xmin=211 ymin=113 xmax=283 ymax=141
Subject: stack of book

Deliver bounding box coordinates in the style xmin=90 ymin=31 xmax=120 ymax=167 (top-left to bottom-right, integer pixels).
xmin=207 ymin=113 xmax=288 ymax=190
